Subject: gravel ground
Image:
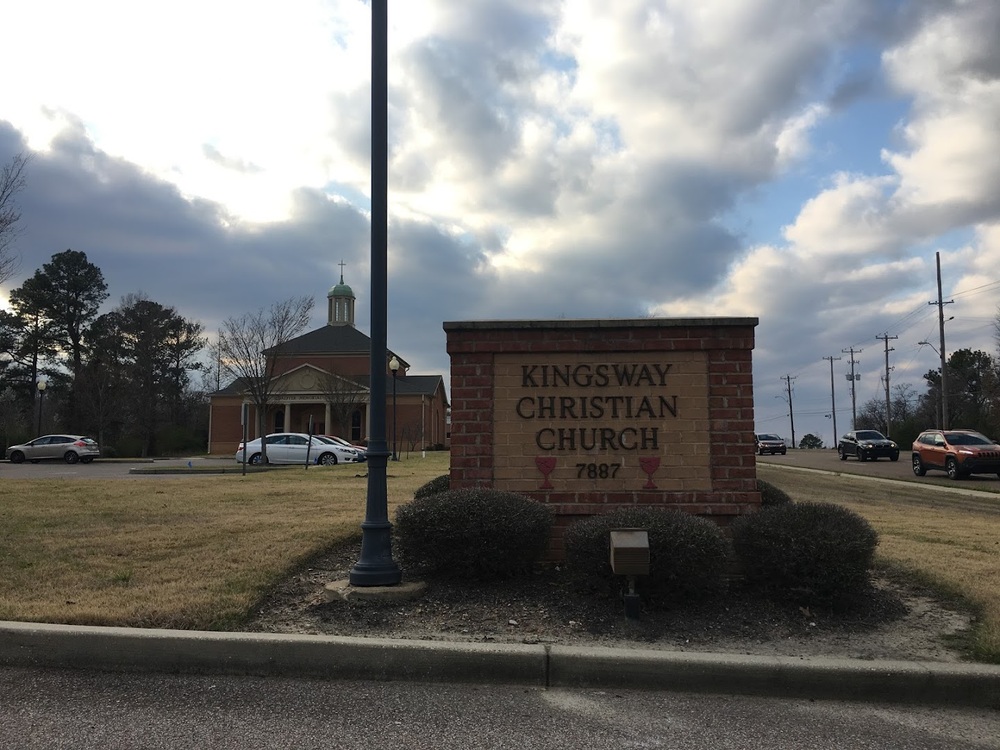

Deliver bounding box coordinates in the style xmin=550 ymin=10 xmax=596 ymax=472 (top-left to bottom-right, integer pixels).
xmin=244 ymin=540 xmax=975 ymax=663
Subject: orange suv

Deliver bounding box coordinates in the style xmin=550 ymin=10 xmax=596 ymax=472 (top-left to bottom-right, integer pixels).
xmin=911 ymin=429 xmax=1000 ymax=480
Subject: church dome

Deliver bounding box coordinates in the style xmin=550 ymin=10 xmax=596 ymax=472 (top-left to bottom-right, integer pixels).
xmin=328 ymin=264 xmax=356 ymax=326
xmin=329 ymin=279 xmax=354 ymax=298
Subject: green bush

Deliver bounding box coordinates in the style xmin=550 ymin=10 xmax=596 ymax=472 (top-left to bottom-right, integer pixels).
xmin=394 ymin=488 xmax=552 ymax=580
xmin=757 ymin=478 xmax=793 ymax=507
xmin=562 ymin=507 xmax=730 ymax=606
xmin=413 ymin=474 xmax=450 ymax=499
xmin=731 ymin=502 xmax=878 ymax=602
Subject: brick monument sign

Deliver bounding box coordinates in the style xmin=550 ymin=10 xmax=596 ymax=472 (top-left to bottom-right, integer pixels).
xmin=444 ymin=318 xmax=760 ymax=557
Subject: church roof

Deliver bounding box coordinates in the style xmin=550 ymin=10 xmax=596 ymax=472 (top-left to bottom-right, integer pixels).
xmin=213 ymin=371 xmax=447 ymax=403
xmin=268 ymin=324 xmax=373 ymax=355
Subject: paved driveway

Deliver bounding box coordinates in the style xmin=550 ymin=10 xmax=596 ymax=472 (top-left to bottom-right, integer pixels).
xmin=0 ymin=457 xmax=239 ymax=479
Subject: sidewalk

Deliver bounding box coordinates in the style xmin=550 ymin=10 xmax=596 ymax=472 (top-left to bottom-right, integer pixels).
xmin=2 ymin=620 xmax=998 ymax=708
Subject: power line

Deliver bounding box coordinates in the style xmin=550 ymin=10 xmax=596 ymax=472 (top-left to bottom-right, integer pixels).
xmin=876 ymin=332 xmax=898 ymax=436
xmin=841 ymin=346 xmax=862 ymax=430
xmin=822 ymin=355 xmax=841 ymax=448
xmin=780 ymin=375 xmax=796 ymax=448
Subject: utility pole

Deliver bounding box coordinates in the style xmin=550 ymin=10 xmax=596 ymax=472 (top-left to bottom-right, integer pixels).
xmin=876 ymin=333 xmax=898 ymax=436
xmin=780 ymin=375 xmax=796 ymax=448
xmin=842 ymin=347 xmax=862 ymax=429
xmin=929 ymin=251 xmax=953 ymax=429
xmin=822 ymin=355 xmax=841 ymax=448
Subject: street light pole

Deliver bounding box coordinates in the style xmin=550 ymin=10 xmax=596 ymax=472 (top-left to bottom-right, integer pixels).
xmin=918 ymin=340 xmax=943 ymax=429
xmin=36 ymin=378 xmax=47 ymax=434
xmin=348 ymin=0 xmax=401 ymax=587
xmin=389 ymin=355 xmax=399 ymax=461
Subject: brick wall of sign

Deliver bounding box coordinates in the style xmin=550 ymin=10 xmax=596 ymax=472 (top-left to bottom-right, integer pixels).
xmin=444 ymin=318 xmax=760 ymax=557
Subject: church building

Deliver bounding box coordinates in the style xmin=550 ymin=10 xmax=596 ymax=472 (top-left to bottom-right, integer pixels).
xmin=208 ymin=272 xmax=449 ymax=455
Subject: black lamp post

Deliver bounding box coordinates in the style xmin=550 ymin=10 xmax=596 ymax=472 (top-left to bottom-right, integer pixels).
xmin=348 ymin=0 xmax=401 ymax=587
xmin=36 ymin=378 xmax=47 ymax=435
xmin=389 ymin=355 xmax=400 ymax=460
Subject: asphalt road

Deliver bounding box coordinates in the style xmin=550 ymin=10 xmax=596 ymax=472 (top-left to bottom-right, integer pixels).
xmin=3 ymin=668 xmax=998 ymax=750
xmin=758 ymin=448 xmax=1000 ymax=491
xmin=4 ymin=449 xmax=999 ymax=489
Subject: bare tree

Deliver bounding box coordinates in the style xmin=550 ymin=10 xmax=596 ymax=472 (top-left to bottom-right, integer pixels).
xmin=216 ymin=296 xmax=314 ymax=462
xmin=0 ymin=153 xmax=29 ymax=286
xmin=318 ymin=370 xmax=368 ymax=439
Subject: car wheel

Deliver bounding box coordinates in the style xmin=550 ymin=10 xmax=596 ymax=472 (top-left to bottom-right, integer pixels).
xmin=858 ymin=451 xmax=867 ymax=462
xmin=838 ymin=447 xmax=847 ymax=461
xmin=780 ymin=449 xmax=786 ymax=455
xmin=63 ymin=451 xmax=79 ymax=465
xmin=319 ymin=452 xmax=338 ymax=466
xmin=890 ymin=452 xmax=899 ymax=462
xmin=9 ymin=450 xmax=25 ymax=464
xmin=945 ymin=457 xmax=961 ymax=480
xmin=758 ymin=447 xmax=765 ymax=456
xmin=249 ymin=453 xmax=266 ymax=466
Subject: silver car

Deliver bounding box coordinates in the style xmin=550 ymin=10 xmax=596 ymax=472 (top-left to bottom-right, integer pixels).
xmin=5 ymin=434 xmax=101 ymax=464
xmin=235 ymin=432 xmax=362 ymax=466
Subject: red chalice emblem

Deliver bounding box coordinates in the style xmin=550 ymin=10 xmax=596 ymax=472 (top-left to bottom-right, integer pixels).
xmin=535 ymin=456 xmax=556 ymax=490
xmin=639 ymin=456 xmax=660 ymax=489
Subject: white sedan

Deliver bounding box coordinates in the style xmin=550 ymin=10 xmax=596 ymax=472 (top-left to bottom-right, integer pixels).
xmin=234 ymin=433 xmax=362 ymax=466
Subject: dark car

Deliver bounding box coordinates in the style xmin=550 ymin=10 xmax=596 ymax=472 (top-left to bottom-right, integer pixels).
xmin=754 ymin=433 xmax=787 ymax=455
xmin=912 ymin=429 xmax=1000 ymax=480
xmin=838 ymin=430 xmax=899 ymax=462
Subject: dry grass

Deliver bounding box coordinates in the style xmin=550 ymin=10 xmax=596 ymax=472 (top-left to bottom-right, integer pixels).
xmin=0 ymin=454 xmax=450 ymax=630
xmin=759 ymin=466 xmax=1000 ymax=663
xmin=3 ymin=455 xmax=998 ymax=663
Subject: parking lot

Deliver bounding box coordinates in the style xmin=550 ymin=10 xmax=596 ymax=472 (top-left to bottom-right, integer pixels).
xmin=0 ymin=457 xmax=240 ymax=480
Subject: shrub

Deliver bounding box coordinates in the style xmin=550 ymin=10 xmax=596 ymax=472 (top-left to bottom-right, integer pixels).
xmin=757 ymin=478 xmax=793 ymax=507
xmin=413 ymin=474 xmax=450 ymax=500
xmin=731 ymin=502 xmax=878 ymax=602
xmin=394 ymin=488 xmax=552 ymax=580
xmin=562 ymin=507 xmax=730 ymax=606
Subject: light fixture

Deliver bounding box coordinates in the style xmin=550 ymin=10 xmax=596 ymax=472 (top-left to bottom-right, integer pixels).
xmin=389 ymin=356 xmax=400 ymax=461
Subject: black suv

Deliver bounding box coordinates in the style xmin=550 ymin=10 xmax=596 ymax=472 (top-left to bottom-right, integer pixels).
xmin=754 ymin=433 xmax=787 ymax=455
xmin=838 ymin=430 xmax=899 ymax=462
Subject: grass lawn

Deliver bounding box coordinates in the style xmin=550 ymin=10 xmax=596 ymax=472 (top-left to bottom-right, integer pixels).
xmin=0 ymin=453 xmax=449 ymax=630
xmin=2 ymin=454 xmax=999 ymax=663
xmin=759 ymin=465 xmax=1000 ymax=664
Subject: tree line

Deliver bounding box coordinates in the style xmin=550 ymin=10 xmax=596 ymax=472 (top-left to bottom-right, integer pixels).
xmin=0 ymin=249 xmax=207 ymax=456
xmin=851 ymin=344 xmax=1000 ymax=447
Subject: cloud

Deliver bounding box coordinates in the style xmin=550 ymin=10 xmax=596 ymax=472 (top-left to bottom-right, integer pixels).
xmin=2 ymin=0 xmax=1000 ymax=444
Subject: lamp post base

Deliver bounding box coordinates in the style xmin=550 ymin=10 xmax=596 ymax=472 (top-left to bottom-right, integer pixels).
xmin=349 ymin=521 xmax=402 ymax=586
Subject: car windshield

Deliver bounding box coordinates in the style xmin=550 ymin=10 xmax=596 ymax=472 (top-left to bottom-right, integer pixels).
xmin=757 ymin=434 xmax=780 ymax=441
xmin=944 ymin=432 xmax=992 ymax=446
xmin=856 ymin=431 xmax=886 ymax=440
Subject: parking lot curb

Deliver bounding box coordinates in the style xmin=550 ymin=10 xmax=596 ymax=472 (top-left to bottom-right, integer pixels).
xmin=2 ymin=621 xmax=998 ymax=708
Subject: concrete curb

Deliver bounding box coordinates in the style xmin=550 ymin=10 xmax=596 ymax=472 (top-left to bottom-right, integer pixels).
xmin=3 ymin=621 xmax=999 ymax=707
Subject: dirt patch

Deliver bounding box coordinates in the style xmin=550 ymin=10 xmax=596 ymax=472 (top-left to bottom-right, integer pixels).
xmin=244 ymin=541 xmax=976 ymax=663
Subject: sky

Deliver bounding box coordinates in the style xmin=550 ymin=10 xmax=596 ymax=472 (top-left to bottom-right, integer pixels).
xmin=2 ymin=0 xmax=999 ymax=447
